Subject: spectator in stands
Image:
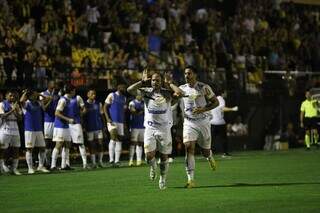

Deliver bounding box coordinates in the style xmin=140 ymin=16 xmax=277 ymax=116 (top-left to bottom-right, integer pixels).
xmin=230 ymin=115 xmax=248 ymax=136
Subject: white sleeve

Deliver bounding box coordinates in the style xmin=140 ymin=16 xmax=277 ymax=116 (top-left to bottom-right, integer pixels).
xmin=129 ymin=101 xmax=135 ymax=111
xmin=105 ymin=93 xmax=113 ymax=105
xmin=77 ymin=95 xmax=85 ymax=108
xmin=0 ymin=103 xmax=4 ymax=114
xmin=56 ymin=99 xmax=66 ymax=111
xmin=39 ymin=92 xmax=45 ymax=101
xmin=217 ymin=96 xmax=225 ymax=109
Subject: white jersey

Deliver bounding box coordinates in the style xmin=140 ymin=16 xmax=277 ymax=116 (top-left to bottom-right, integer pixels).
xmin=0 ymin=102 xmax=20 ymax=136
xmin=210 ymin=96 xmax=226 ymax=125
xmin=179 ymin=81 xmax=215 ymax=121
xmin=140 ymin=87 xmax=173 ymax=130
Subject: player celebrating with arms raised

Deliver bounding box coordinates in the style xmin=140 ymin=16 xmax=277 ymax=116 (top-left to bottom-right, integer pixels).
xmin=179 ymin=66 xmax=219 ymax=188
xmin=127 ymin=69 xmax=182 ymax=190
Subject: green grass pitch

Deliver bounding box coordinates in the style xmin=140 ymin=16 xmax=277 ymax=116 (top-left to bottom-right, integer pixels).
xmin=1 ymin=149 xmax=320 ymax=213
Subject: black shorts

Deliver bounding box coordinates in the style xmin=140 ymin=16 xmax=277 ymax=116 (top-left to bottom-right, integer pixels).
xmin=303 ymin=117 xmax=318 ymax=129
xmin=211 ymin=124 xmax=227 ymax=138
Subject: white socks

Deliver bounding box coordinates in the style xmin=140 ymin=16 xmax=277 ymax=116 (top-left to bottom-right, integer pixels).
xmin=12 ymin=159 xmax=19 ymax=170
xmin=38 ymin=151 xmax=45 ymax=167
xmin=26 ymin=150 xmax=33 ymax=170
xmin=79 ymin=145 xmax=87 ymax=167
xmin=98 ymin=152 xmax=103 ymax=164
xmin=115 ymin=142 xmax=122 ymax=163
xmin=136 ymin=146 xmax=143 ymax=162
xmin=160 ymin=159 xmax=169 ymax=182
xmin=108 ymin=140 xmax=116 ymax=162
xmin=51 ymin=147 xmax=59 ymax=168
xmin=185 ymin=153 xmax=195 ymax=181
xmin=148 ymin=157 xmax=157 ymax=171
xmin=129 ymin=145 xmax=135 ymax=161
xmin=91 ymin=154 xmax=96 ymax=165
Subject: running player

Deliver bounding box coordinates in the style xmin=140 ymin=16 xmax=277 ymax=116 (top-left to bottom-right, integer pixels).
xmin=84 ymin=88 xmax=105 ymax=168
xmin=20 ymin=89 xmax=50 ymax=174
xmin=127 ymin=69 xmax=182 ymax=190
xmin=128 ymin=91 xmax=144 ymax=166
xmin=104 ymin=83 xmax=127 ymax=167
xmin=179 ymin=66 xmax=219 ymax=188
xmin=0 ymin=91 xmax=22 ymax=175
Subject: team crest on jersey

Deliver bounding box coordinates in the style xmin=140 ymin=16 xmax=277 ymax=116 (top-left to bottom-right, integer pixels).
xmin=154 ymin=95 xmax=166 ymax=106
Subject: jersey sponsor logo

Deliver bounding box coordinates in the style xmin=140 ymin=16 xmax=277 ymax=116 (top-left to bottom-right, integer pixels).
xmin=147 ymin=109 xmax=167 ymax=114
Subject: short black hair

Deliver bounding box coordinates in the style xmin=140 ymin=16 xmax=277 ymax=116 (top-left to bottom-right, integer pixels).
xmin=185 ymin=66 xmax=197 ymax=73
xmin=64 ymin=84 xmax=76 ymax=94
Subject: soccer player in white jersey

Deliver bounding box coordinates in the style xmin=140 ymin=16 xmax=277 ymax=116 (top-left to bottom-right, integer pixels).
xmin=20 ymin=89 xmax=50 ymax=174
xmin=128 ymin=91 xmax=145 ymax=166
xmin=127 ymin=69 xmax=183 ymax=190
xmin=179 ymin=66 xmax=219 ymax=188
xmin=0 ymin=91 xmax=22 ymax=175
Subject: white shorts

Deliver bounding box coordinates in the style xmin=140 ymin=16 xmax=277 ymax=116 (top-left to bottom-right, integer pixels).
xmin=130 ymin=128 xmax=145 ymax=142
xmin=53 ymin=128 xmax=71 ymax=142
xmin=24 ymin=131 xmax=45 ymax=148
xmin=69 ymin=124 xmax=84 ymax=144
xmin=107 ymin=122 xmax=124 ymax=136
xmin=0 ymin=133 xmax=20 ymax=149
xmin=144 ymin=127 xmax=172 ymax=155
xmin=87 ymin=130 xmax=103 ymax=141
xmin=183 ymin=119 xmax=211 ymax=149
xmin=44 ymin=122 xmax=54 ymax=139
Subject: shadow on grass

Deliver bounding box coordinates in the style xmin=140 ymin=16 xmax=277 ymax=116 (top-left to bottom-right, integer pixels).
xmin=172 ymin=182 xmax=320 ymax=189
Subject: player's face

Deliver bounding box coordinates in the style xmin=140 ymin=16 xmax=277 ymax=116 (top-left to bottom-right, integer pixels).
xmin=151 ymin=74 xmax=162 ymax=90
xmin=70 ymin=89 xmax=76 ymax=97
xmin=87 ymin=90 xmax=96 ymax=100
xmin=306 ymin=91 xmax=311 ymax=99
xmin=6 ymin=92 xmax=15 ymax=103
xmin=30 ymin=91 xmax=39 ymax=101
xmin=184 ymin=68 xmax=196 ymax=84
xmin=118 ymin=85 xmax=126 ymax=94
xmin=136 ymin=94 xmax=142 ymax=101
xmin=48 ymin=81 xmax=55 ymax=91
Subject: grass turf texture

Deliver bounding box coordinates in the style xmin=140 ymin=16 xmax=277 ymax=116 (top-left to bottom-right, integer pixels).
xmin=1 ymin=149 xmax=320 ymax=213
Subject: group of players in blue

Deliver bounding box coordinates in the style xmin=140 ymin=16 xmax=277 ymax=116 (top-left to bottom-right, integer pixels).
xmin=0 ymin=67 xmax=220 ymax=190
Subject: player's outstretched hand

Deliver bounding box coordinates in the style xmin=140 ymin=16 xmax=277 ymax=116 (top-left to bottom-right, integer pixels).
xmin=142 ymin=69 xmax=150 ymax=82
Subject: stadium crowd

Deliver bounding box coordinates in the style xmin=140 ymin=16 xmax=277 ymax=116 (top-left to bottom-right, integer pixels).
xmin=0 ymin=0 xmax=319 ymax=181
xmin=0 ymin=0 xmax=319 ymax=91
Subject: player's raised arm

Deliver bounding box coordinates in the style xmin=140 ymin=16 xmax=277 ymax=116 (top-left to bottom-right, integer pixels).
xmin=127 ymin=69 xmax=150 ymax=96
xmin=164 ymin=71 xmax=183 ymax=98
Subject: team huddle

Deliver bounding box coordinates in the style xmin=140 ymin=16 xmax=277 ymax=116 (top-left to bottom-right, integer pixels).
xmin=0 ymin=67 xmax=219 ymax=190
